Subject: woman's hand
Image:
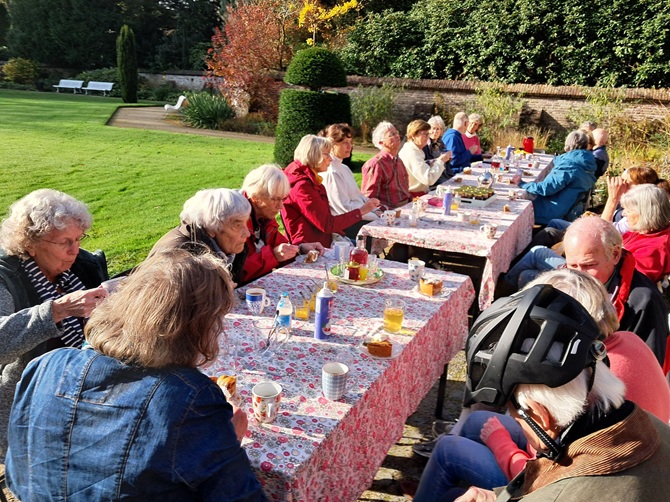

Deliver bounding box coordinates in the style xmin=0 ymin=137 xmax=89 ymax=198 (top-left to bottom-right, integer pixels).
xmin=607 ymin=176 xmax=630 ymax=204
xmin=439 ymin=151 xmax=453 ymax=163
xmin=51 ymin=287 xmax=108 ymax=323
xmin=360 ymin=198 xmax=381 ymax=216
xmin=454 ymin=487 xmax=497 ymax=502
xmin=231 ymin=405 xmax=248 ymax=442
xmin=273 ymin=243 xmax=300 ymax=262
xmin=480 ymin=416 xmax=506 ymax=445
xmin=299 ymin=242 xmax=325 ymax=256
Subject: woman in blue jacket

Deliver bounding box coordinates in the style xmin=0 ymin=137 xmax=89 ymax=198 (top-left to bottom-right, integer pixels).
xmin=513 ymin=130 xmax=597 ymax=225
xmin=6 ymin=249 xmax=266 ymax=502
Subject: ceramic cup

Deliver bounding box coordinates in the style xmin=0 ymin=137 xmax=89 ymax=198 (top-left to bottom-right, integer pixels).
xmin=383 ymin=210 xmax=397 ymax=226
xmin=333 ymin=241 xmax=351 ymax=264
xmin=480 ymin=223 xmax=498 ymax=239
xmin=246 ymin=287 xmax=271 ymax=314
xmin=408 ymin=258 xmax=425 ymax=282
xmin=322 ymin=362 xmax=349 ymax=400
xmin=435 ymin=186 xmax=447 ymax=197
xmin=457 ymin=211 xmax=466 ymax=222
xmin=100 ymin=276 xmax=126 ymax=294
xmin=252 ymin=381 xmax=282 ymax=424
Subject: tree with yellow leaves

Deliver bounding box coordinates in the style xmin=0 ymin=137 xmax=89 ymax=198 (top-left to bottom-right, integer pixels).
xmin=298 ymin=0 xmax=358 ymax=46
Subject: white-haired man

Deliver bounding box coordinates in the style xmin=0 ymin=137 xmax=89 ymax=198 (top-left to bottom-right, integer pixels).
xmin=502 ymin=216 xmax=668 ymax=365
xmin=361 ymin=121 xmax=412 ymax=210
xmin=441 ymin=112 xmax=483 ymax=177
xmin=592 ymin=128 xmax=609 ymax=177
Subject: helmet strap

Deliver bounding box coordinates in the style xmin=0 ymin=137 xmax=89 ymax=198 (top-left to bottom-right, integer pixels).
xmin=510 ymin=395 xmax=564 ymax=460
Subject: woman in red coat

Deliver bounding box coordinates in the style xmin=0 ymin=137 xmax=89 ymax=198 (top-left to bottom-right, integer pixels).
xmin=281 ymin=135 xmax=380 ymax=247
xmin=241 ymin=164 xmax=324 ymax=283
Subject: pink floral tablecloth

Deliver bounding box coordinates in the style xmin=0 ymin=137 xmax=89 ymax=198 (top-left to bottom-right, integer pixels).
xmin=359 ymin=156 xmax=554 ymax=310
xmin=203 ymin=257 xmax=475 ymax=501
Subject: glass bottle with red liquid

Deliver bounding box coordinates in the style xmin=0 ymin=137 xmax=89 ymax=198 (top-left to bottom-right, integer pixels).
xmin=491 ymin=146 xmax=503 ymax=171
xmin=349 ymin=235 xmax=368 ymax=266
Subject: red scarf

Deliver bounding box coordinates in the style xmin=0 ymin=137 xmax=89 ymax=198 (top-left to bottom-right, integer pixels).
xmin=612 ymin=252 xmax=636 ymax=321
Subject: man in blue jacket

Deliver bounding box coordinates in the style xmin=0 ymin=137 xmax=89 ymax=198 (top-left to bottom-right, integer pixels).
xmin=512 ymin=130 xmax=596 ymax=225
xmin=438 ymin=112 xmax=483 ymax=183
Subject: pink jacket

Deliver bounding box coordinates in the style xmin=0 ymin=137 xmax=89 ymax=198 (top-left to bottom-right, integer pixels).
xmin=281 ymin=160 xmax=362 ymax=247
xmin=622 ymin=226 xmax=670 ymax=283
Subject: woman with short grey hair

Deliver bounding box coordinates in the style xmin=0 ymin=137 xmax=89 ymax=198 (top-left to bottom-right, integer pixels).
xmin=512 ymin=130 xmax=598 ymax=224
xmin=463 ymin=113 xmax=484 ymax=155
xmin=149 ymin=188 xmax=251 ymax=285
xmin=241 ymin=164 xmax=323 ymax=283
xmin=0 ymin=188 xmax=109 ymax=458
xmin=424 ymin=116 xmax=449 ymax=162
xmin=282 ymin=135 xmax=379 ymax=247
xmin=619 ymin=184 xmax=670 ymax=283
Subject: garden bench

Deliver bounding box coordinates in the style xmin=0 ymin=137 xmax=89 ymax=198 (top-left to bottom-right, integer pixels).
xmin=53 ymin=79 xmax=84 ymax=93
xmin=82 ymin=81 xmax=114 ymax=96
xmin=164 ymin=95 xmax=188 ymax=114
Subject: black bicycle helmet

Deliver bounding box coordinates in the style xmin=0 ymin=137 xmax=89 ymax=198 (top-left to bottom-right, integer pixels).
xmin=464 ymin=284 xmax=603 ymax=408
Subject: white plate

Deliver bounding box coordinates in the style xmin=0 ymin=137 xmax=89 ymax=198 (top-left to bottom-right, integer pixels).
xmin=361 ymin=339 xmax=401 ymax=360
xmin=331 ymin=265 xmax=384 ymax=285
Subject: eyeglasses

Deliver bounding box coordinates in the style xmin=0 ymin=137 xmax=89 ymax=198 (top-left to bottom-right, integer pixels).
xmin=266 ymin=195 xmax=287 ymax=204
xmin=41 ymin=233 xmax=88 ymax=249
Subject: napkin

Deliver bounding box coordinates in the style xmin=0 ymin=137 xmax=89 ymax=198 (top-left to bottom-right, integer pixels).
xmin=427 ymin=197 xmax=443 ymax=208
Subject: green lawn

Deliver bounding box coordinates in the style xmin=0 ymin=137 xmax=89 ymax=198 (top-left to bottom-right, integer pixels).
xmin=0 ymin=90 xmax=372 ymax=274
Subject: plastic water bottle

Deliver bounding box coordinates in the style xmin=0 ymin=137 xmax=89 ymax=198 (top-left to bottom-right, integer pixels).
xmin=314 ymin=282 xmax=334 ymax=340
xmin=443 ymin=187 xmax=453 ymax=216
xmin=277 ymin=292 xmax=293 ymax=331
xmin=505 ymin=144 xmax=514 ymax=161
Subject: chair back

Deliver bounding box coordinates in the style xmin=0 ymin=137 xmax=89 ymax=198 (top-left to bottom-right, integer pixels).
xmin=563 ymin=189 xmax=593 ymax=222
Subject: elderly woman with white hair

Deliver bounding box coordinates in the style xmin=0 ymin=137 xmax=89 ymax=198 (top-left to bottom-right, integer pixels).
xmin=282 ymin=134 xmax=380 ymax=247
xmin=361 ymin=121 xmax=412 ymax=210
xmin=512 ymin=130 xmax=597 ymax=225
xmin=441 ymin=112 xmax=484 ymax=177
xmin=150 ymin=188 xmax=251 ymax=285
xmin=619 ymin=183 xmax=670 ymax=283
xmin=241 ymin=164 xmax=324 ymax=283
xmin=462 ymin=113 xmax=484 ymax=156
xmin=0 ymin=189 xmax=109 ymax=458
xmin=423 ymin=115 xmax=448 ymax=160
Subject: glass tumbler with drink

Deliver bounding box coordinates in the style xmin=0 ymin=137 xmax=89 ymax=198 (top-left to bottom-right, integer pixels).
xmin=383 ymin=298 xmax=406 ymax=333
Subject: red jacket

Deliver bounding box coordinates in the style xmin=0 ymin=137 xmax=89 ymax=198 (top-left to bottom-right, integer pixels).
xmin=623 ymin=226 xmax=670 ymax=283
xmin=241 ymin=201 xmax=288 ymax=284
xmin=281 ymin=161 xmax=362 ymax=247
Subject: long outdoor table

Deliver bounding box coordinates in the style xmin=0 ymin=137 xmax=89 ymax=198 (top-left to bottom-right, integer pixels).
xmin=203 ymin=255 xmax=475 ymax=501
xmin=359 ymin=155 xmax=554 ymax=311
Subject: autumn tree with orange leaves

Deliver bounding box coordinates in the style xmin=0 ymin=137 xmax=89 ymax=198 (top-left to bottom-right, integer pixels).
xmin=206 ymin=0 xmax=294 ymax=119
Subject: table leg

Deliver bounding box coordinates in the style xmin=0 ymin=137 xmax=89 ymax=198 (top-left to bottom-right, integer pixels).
xmin=434 ymin=363 xmax=449 ymax=419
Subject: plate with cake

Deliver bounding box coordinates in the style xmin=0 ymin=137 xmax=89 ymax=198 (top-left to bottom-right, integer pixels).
xmin=361 ymin=334 xmax=401 ymax=359
xmin=415 ymin=277 xmax=446 ymax=298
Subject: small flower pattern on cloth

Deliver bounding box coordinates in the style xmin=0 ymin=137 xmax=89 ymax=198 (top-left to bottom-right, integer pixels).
xmin=203 ymin=258 xmax=475 ymax=501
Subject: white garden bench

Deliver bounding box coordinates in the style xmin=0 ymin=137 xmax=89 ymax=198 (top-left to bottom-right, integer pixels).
xmin=82 ymin=81 xmax=114 ymax=96
xmin=164 ymin=95 xmax=188 ymax=114
xmin=53 ymin=79 xmax=84 ymax=93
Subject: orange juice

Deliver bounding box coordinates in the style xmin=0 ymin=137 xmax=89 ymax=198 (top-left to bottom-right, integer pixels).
xmin=327 ymin=279 xmax=338 ymax=292
xmin=383 ymin=307 xmax=404 ymax=333
xmin=295 ymin=301 xmax=310 ymax=320
xmin=359 ymin=266 xmax=369 ymax=281
xmin=309 ymin=292 xmax=316 ymax=312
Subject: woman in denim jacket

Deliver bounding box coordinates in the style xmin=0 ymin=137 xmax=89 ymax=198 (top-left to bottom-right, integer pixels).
xmin=6 ymin=249 xmax=266 ymax=502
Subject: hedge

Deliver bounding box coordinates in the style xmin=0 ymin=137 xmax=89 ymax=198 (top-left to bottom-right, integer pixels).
xmin=284 ymin=47 xmax=347 ymax=91
xmin=273 ymin=90 xmax=352 ymax=167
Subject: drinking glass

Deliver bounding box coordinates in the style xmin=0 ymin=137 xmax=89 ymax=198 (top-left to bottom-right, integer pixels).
xmin=383 ymin=298 xmax=406 ymax=333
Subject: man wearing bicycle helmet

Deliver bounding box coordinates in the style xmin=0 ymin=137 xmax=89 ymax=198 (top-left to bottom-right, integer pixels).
xmin=455 ymin=285 xmax=670 ymax=501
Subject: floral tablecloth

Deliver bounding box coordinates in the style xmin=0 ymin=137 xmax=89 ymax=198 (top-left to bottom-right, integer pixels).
xmin=359 ymin=156 xmax=554 ymax=310
xmin=203 ymin=256 xmax=475 ymax=501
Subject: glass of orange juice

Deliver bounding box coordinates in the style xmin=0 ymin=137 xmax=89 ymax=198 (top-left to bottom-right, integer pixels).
xmin=383 ymin=298 xmax=406 ymax=333
xmin=295 ymin=299 xmax=310 ymax=320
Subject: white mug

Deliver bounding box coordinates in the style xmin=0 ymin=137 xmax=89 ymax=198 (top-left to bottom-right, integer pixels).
xmin=322 ymin=362 xmax=349 ymax=400
xmin=383 ymin=210 xmax=396 ymax=226
xmin=252 ymin=381 xmax=282 ymax=424
xmin=480 ymin=223 xmax=498 ymax=239
xmin=456 ymin=211 xmax=466 ymax=222
xmin=408 ymin=259 xmax=425 ymax=282
xmin=246 ymin=288 xmax=271 ymax=314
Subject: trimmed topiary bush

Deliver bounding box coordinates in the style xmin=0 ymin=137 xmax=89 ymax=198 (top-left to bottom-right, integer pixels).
xmin=284 ymin=47 xmax=347 ymax=91
xmin=274 ymin=48 xmax=350 ymax=166
xmin=274 ymin=90 xmax=351 ymax=166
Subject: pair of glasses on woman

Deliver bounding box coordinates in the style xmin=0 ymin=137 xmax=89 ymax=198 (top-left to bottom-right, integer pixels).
xmin=41 ymin=233 xmax=89 ymax=249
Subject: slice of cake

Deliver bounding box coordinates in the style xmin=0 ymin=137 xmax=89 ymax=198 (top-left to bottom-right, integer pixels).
xmin=366 ymin=340 xmax=393 ymax=358
xmin=419 ymin=277 xmax=444 ymax=296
